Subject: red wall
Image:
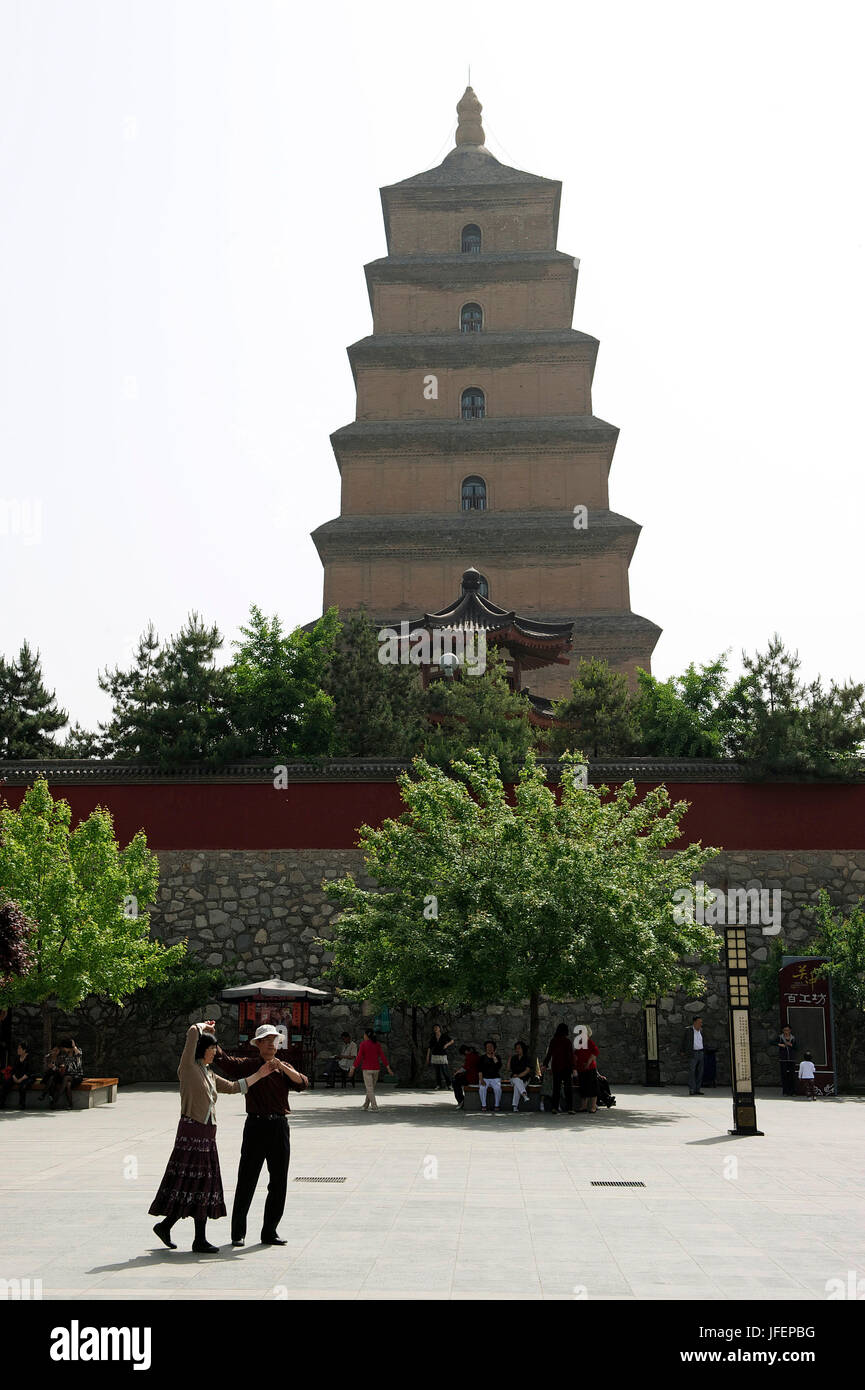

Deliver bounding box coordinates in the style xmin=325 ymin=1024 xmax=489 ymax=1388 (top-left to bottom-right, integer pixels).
xmin=1 ymin=779 xmax=864 ymax=851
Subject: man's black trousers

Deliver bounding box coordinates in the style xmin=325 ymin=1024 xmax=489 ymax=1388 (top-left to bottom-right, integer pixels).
xmin=231 ymin=1115 xmax=290 ymax=1241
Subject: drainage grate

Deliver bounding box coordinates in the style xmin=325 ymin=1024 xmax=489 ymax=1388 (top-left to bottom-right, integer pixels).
xmin=590 ymin=1180 xmax=645 ymax=1188
xmin=293 ymin=1176 xmax=346 ymax=1183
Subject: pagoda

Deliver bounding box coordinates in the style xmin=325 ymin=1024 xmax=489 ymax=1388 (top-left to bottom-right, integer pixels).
xmin=311 ymin=87 xmax=660 ymax=698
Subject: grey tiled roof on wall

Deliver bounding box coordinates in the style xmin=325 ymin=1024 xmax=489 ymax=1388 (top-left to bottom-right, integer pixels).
xmin=0 ymin=758 xmax=753 ymax=785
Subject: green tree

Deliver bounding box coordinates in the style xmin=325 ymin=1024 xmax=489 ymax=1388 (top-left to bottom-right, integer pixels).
xmin=0 ymin=778 xmax=183 ymax=1050
xmin=323 ymin=750 xmax=721 ymax=1059
xmin=547 ymin=658 xmax=638 ymax=759
xmin=722 ymin=637 xmax=865 ymax=777
xmin=423 ymin=647 xmax=538 ymax=781
xmin=633 ymin=655 xmax=729 ymax=758
xmin=81 ymin=957 xmax=239 ymax=1075
xmin=57 ymin=723 xmax=104 ymax=758
xmin=0 ymin=642 xmax=68 ymax=757
xmin=224 ymin=605 xmax=338 ymax=759
xmin=99 ymin=614 xmax=231 ymax=765
xmin=322 ymin=609 xmax=427 ymax=758
xmin=803 ymin=891 xmax=865 ymax=1086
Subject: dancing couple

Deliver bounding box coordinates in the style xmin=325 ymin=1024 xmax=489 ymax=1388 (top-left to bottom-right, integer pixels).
xmin=149 ymin=1020 xmax=309 ymax=1253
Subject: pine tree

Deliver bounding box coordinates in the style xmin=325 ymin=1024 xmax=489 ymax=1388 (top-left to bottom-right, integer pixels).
xmin=99 ymin=615 xmax=230 ymax=765
xmin=423 ymin=647 xmax=538 ymax=780
xmin=0 ymin=642 xmax=67 ymax=757
xmin=722 ymin=635 xmax=865 ymax=776
xmin=547 ymin=658 xmax=637 ymax=759
xmin=322 ymin=610 xmax=427 ymax=758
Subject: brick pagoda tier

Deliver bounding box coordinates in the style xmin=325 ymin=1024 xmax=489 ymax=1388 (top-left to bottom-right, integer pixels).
xmin=312 ymin=87 xmax=660 ymax=699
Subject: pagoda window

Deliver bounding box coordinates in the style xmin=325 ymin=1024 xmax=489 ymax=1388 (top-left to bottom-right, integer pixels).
xmin=461 ymin=224 xmax=482 ymax=253
xmin=477 ymin=574 xmax=490 ymax=597
xmin=461 ymin=476 xmax=487 ymax=511
xmin=461 ymin=387 xmax=485 ymax=420
xmin=460 ymin=302 xmax=483 ymax=333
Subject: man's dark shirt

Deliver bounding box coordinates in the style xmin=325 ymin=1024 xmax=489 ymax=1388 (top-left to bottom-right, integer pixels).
xmin=214 ymin=1048 xmax=305 ymax=1115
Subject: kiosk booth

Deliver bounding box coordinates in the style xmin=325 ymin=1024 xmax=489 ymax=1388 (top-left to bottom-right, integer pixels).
xmin=220 ymin=979 xmax=331 ymax=1086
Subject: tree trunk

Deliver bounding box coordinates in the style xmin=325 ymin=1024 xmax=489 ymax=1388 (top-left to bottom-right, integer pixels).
xmin=529 ymin=989 xmax=540 ymax=1070
xmin=410 ymin=1005 xmax=418 ymax=1083
xmin=42 ymin=1000 xmax=53 ymax=1056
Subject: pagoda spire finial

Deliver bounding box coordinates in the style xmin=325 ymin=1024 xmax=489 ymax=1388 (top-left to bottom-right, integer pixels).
xmin=455 ymin=86 xmax=485 ymax=148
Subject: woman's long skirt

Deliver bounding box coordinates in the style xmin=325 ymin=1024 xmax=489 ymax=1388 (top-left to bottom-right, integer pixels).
xmin=148 ymin=1116 xmax=227 ymax=1221
xmin=577 ymin=1067 xmax=599 ymax=1098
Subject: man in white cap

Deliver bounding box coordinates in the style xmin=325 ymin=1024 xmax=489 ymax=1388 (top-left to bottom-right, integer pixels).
xmin=214 ymin=1023 xmax=309 ymax=1247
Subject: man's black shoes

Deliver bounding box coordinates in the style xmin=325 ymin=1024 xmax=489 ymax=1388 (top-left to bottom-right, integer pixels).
xmin=261 ymin=1234 xmax=287 ymax=1245
xmin=231 ymin=1237 xmax=245 ymax=1247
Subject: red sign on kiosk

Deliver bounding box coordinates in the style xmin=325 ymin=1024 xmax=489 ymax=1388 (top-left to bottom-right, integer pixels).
xmin=778 ymin=956 xmax=836 ymax=1096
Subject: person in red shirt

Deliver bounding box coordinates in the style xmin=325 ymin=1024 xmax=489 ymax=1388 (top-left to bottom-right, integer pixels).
xmin=349 ymin=1029 xmax=393 ymax=1111
xmin=574 ymin=1026 xmax=600 ymax=1113
xmin=452 ymin=1044 xmax=481 ymax=1109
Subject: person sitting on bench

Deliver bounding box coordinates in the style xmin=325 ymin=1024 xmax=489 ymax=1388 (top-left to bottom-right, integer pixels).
xmin=48 ymin=1038 xmax=84 ymax=1109
xmin=477 ymin=1040 xmax=502 ymax=1114
xmin=324 ymin=1032 xmax=357 ymax=1087
xmin=0 ymin=1042 xmax=35 ymax=1109
xmin=508 ymin=1040 xmax=532 ymax=1111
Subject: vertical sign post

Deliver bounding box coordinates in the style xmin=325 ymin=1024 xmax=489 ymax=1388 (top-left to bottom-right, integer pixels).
xmin=644 ymin=997 xmax=660 ymax=1086
xmin=726 ymin=925 xmax=764 ymax=1135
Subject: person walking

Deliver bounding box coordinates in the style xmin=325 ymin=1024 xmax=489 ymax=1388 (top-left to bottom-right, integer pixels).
xmin=452 ymin=1044 xmax=480 ymax=1109
xmin=543 ymin=1023 xmax=575 ymax=1115
xmin=798 ymin=1051 xmax=818 ymax=1099
xmin=777 ymin=1026 xmax=797 ymax=1096
xmin=349 ymin=1028 xmax=393 ymax=1111
xmin=508 ymin=1041 xmax=532 ymax=1112
xmin=681 ymin=1015 xmax=707 ymax=1095
xmin=425 ymin=1023 xmax=454 ymax=1090
xmin=214 ymin=1023 xmax=310 ymax=1247
xmin=574 ymin=1026 xmax=600 ymax=1113
xmin=0 ymin=1042 xmax=35 ymax=1109
xmin=149 ymin=1020 xmax=276 ymax=1253
xmin=477 ymin=1040 xmax=503 ymax=1114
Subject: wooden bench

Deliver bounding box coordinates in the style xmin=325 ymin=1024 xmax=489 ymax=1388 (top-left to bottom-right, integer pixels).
xmin=464 ymin=1082 xmax=543 ymax=1113
xmin=6 ymin=1078 xmax=119 ymax=1110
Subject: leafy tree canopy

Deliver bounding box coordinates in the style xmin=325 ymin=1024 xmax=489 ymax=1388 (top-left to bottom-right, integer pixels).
xmin=323 ymin=750 xmax=721 ymax=1054
xmin=0 ymin=779 xmax=183 ymax=1045
xmin=633 ymin=655 xmax=729 ymax=758
xmin=223 ymin=605 xmax=339 ymax=760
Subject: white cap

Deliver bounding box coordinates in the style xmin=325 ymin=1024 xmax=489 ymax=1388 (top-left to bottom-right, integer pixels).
xmin=252 ymin=1024 xmax=280 ymax=1041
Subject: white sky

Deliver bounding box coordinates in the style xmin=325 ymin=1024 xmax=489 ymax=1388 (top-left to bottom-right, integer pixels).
xmin=1 ymin=0 xmax=863 ymax=732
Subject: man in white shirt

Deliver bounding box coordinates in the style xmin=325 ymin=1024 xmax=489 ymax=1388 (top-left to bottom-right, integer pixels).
xmin=681 ymin=1015 xmax=707 ymax=1095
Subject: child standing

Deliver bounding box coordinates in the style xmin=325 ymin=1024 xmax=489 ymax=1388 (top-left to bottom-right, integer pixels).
xmin=798 ymin=1051 xmax=818 ymax=1100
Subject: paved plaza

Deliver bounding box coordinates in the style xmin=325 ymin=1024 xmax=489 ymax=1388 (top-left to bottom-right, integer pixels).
xmin=1 ymin=1085 xmax=864 ymax=1301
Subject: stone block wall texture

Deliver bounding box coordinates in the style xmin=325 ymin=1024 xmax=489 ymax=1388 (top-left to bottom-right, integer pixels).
xmin=15 ymin=847 xmax=864 ymax=1090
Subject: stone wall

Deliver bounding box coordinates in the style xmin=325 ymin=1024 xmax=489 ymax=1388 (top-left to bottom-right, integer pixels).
xmin=11 ymin=847 xmax=865 ymax=1088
